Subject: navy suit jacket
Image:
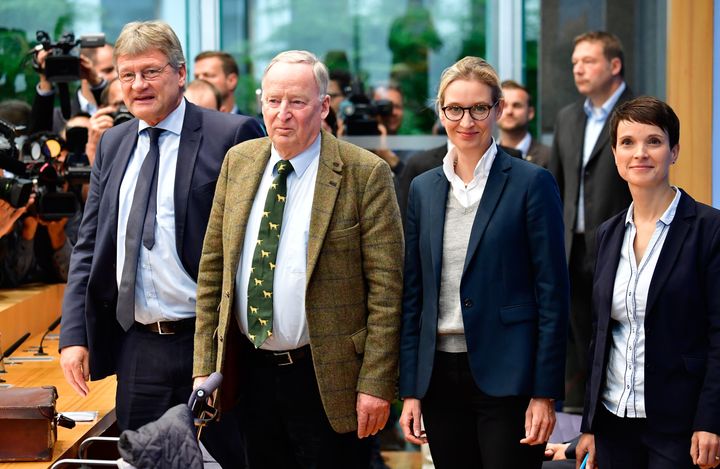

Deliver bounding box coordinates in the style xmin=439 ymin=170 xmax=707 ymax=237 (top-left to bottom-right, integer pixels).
xmin=582 ymin=190 xmax=720 ymax=435
xmin=59 ymin=100 xmax=264 ymax=380
xmin=399 ymin=149 xmax=569 ymax=399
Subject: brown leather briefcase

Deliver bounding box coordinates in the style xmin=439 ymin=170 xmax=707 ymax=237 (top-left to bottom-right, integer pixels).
xmin=0 ymin=386 xmax=58 ymax=462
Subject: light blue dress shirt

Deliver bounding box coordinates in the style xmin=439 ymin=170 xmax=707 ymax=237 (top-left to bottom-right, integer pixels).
xmin=235 ymin=133 xmax=321 ymax=350
xmin=576 ymin=81 xmax=626 ymax=233
xmin=602 ymin=188 xmax=681 ymax=418
xmin=116 ymin=99 xmax=198 ymax=324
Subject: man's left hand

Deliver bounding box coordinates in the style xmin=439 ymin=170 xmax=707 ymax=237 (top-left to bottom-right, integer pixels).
xmin=356 ymin=392 xmax=390 ymax=438
xmin=520 ymin=397 xmax=555 ymax=445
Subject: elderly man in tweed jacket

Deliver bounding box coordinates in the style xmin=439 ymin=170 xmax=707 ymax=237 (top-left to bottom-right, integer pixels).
xmin=192 ymin=50 xmax=403 ymax=468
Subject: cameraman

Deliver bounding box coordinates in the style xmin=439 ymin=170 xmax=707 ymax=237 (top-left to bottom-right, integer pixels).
xmin=31 ymin=44 xmax=113 ymax=135
xmin=0 ymin=195 xmax=36 ymax=288
xmin=85 ymin=78 xmax=124 ymax=164
xmin=370 ymin=84 xmax=408 ymax=176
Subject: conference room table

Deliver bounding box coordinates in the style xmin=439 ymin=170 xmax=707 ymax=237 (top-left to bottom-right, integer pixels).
xmin=0 ymin=284 xmax=117 ymax=468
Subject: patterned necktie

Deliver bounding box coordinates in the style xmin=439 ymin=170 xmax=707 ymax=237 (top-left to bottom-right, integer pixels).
xmin=116 ymin=127 xmax=164 ymax=331
xmin=247 ymin=160 xmax=294 ymax=347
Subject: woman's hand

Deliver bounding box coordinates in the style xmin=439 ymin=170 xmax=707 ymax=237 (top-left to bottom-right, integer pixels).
xmin=691 ymin=431 xmax=720 ymax=468
xmin=575 ymin=433 xmax=596 ymax=469
xmin=520 ymin=397 xmax=555 ymax=445
xmin=399 ymin=397 xmax=427 ymax=445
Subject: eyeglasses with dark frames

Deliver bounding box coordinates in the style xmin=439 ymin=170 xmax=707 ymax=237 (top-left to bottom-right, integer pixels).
xmin=118 ymin=63 xmax=173 ymax=83
xmin=441 ymin=101 xmax=499 ymax=122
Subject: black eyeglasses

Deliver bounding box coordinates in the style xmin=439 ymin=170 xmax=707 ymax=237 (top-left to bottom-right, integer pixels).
xmin=118 ymin=63 xmax=173 ymax=83
xmin=441 ymin=101 xmax=499 ymax=122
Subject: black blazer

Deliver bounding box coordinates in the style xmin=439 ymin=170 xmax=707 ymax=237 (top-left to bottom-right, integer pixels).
xmin=582 ymin=190 xmax=720 ymax=435
xmin=399 ymin=150 xmax=569 ymax=400
xmin=59 ymin=100 xmax=264 ymax=380
xmin=549 ymin=87 xmax=634 ymax=263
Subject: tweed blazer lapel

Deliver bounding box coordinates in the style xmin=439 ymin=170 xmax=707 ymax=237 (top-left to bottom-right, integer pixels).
xmin=307 ymin=131 xmax=342 ymax=287
xmin=224 ymin=138 xmax=272 ymax=276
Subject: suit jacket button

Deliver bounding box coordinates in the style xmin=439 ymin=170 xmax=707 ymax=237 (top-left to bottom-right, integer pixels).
xmin=225 ymin=290 xmax=230 ymax=298
xmin=463 ymin=299 xmax=473 ymax=308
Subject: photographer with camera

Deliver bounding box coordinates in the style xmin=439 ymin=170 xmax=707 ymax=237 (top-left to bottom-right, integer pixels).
xmin=85 ymin=78 xmax=130 ymax=164
xmin=30 ymin=33 xmax=112 ymax=135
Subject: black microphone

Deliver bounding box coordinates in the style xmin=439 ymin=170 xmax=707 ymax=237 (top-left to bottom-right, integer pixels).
xmin=2 ymin=332 xmax=30 ymax=359
xmin=35 ymin=316 xmax=62 ymax=356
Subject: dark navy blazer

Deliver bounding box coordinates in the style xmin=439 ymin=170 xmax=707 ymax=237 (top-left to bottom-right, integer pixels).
xmin=59 ymin=100 xmax=265 ymax=380
xmin=399 ymin=148 xmax=569 ymax=400
xmin=582 ymin=189 xmax=720 ymax=435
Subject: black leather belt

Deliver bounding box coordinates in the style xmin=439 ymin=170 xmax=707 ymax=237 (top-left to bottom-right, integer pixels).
xmin=136 ymin=318 xmax=195 ymax=335
xmin=251 ymin=344 xmax=311 ymax=366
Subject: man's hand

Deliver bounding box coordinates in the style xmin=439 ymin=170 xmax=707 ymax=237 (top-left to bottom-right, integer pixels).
xmin=356 ymin=392 xmax=390 ymax=438
xmin=399 ymin=397 xmax=427 ymax=445
xmin=575 ymin=433 xmax=595 ymax=469
xmin=520 ymin=397 xmax=555 ymax=445
xmin=59 ymin=345 xmax=90 ymax=397
xmin=0 ymin=200 xmax=29 ymax=238
xmin=35 ymin=50 xmax=53 ymax=92
xmin=691 ymin=431 xmax=720 ymax=469
xmin=545 ymin=442 xmax=570 ymax=460
xmin=86 ymin=106 xmax=116 ymax=164
xmin=79 ymin=54 xmax=102 ymax=87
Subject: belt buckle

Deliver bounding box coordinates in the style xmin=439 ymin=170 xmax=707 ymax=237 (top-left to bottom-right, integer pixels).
xmin=156 ymin=321 xmax=175 ymax=335
xmin=273 ymin=351 xmax=293 ymax=366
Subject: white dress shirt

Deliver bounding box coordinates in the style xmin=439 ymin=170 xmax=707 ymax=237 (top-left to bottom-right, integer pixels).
xmin=235 ymin=134 xmax=321 ymax=350
xmin=602 ymin=188 xmax=681 ymax=418
xmin=442 ymin=138 xmax=498 ymax=208
xmin=576 ymin=81 xmax=626 ymax=233
xmin=116 ymin=99 xmax=198 ymax=324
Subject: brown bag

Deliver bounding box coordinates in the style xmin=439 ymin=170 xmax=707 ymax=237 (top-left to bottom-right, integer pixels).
xmin=0 ymin=386 xmax=58 ymax=462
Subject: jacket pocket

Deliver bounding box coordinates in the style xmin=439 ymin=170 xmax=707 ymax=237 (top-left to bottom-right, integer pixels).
xmin=499 ymin=304 xmax=537 ymax=325
xmin=327 ymin=222 xmax=360 ymax=240
xmin=350 ymin=327 xmax=368 ymax=354
xmin=682 ymin=355 xmax=707 ymax=377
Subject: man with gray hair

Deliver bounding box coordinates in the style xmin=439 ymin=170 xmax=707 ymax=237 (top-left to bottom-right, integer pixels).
xmin=193 ymin=50 xmax=404 ymax=467
xmin=58 ymin=20 xmax=264 ymax=436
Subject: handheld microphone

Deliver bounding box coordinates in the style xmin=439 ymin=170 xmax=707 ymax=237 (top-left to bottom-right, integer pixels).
xmin=2 ymin=332 xmax=31 ymax=359
xmin=35 ymin=316 xmax=61 ymax=356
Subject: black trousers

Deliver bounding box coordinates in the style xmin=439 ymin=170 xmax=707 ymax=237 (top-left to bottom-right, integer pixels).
xmin=565 ymin=234 xmax=594 ymax=410
xmin=239 ymin=338 xmax=371 ymax=469
xmin=421 ymin=352 xmax=545 ymax=469
xmin=594 ymin=405 xmax=695 ymax=469
xmin=115 ymin=324 xmax=246 ymax=468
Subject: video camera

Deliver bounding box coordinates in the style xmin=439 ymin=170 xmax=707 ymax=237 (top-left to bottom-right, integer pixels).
xmin=0 ymin=119 xmax=85 ymax=219
xmin=31 ymin=30 xmax=105 ymax=119
xmin=340 ymin=79 xmax=394 ymax=136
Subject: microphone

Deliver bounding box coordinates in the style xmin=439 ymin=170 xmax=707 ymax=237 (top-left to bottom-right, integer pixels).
xmin=35 ymin=316 xmax=61 ymax=356
xmin=2 ymin=332 xmax=30 ymax=359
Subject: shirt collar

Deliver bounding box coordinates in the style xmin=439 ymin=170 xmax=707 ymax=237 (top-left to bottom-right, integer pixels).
xmin=515 ymin=132 xmax=532 ymax=157
xmin=625 ymin=187 xmax=682 ymax=227
xmin=138 ymin=98 xmax=186 ymax=136
xmin=442 ymin=138 xmax=498 ymax=185
xmin=583 ymin=81 xmax=626 ymax=120
xmin=269 ymin=132 xmax=321 ymax=178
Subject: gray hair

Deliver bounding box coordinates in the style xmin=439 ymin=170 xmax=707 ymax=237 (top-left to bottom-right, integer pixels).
xmin=114 ymin=21 xmax=185 ymax=70
xmin=263 ymin=50 xmax=329 ymax=98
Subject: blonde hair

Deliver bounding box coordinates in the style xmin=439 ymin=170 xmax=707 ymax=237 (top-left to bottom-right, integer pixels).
xmin=436 ymin=56 xmax=502 ymax=112
xmin=114 ymin=21 xmax=185 ymax=69
xmin=263 ymin=50 xmax=329 ymax=97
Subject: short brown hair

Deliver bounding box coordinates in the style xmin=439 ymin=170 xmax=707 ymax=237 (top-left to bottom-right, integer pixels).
xmin=574 ymin=31 xmax=625 ymax=77
xmin=436 ymin=56 xmax=502 ymax=112
xmin=610 ymin=96 xmax=680 ymax=149
xmin=500 ymin=79 xmax=532 ymax=106
xmin=186 ymin=79 xmax=223 ymax=110
xmin=194 ymin=51 xmax=239 ymax=77
xmin=114 ymin=21 xmax=185 ymax=70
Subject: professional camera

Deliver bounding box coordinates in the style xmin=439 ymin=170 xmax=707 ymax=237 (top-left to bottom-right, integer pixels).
xmin=31 ymin=30 xmax=105 ymax=119
xmin=0 ymin=120 xmax=81 ymax=218
xmin=33 ymin=30 xmax=105 ymax=83
xmin=340 ymin=80 xmax=394 ymax=136
xmin=0 ymin=119 xmax=33 ymax=208
xmin=110 ymin=104 xmax=134 ymax=126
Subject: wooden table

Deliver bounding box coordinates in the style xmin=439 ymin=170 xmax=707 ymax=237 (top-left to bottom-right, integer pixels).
xmin=0 ymin=285 xmax=117 ymax=468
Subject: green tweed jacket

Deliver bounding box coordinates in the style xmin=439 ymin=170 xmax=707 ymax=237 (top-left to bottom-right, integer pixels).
xmin=193 ymin=130 xmax=404 ymax=433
